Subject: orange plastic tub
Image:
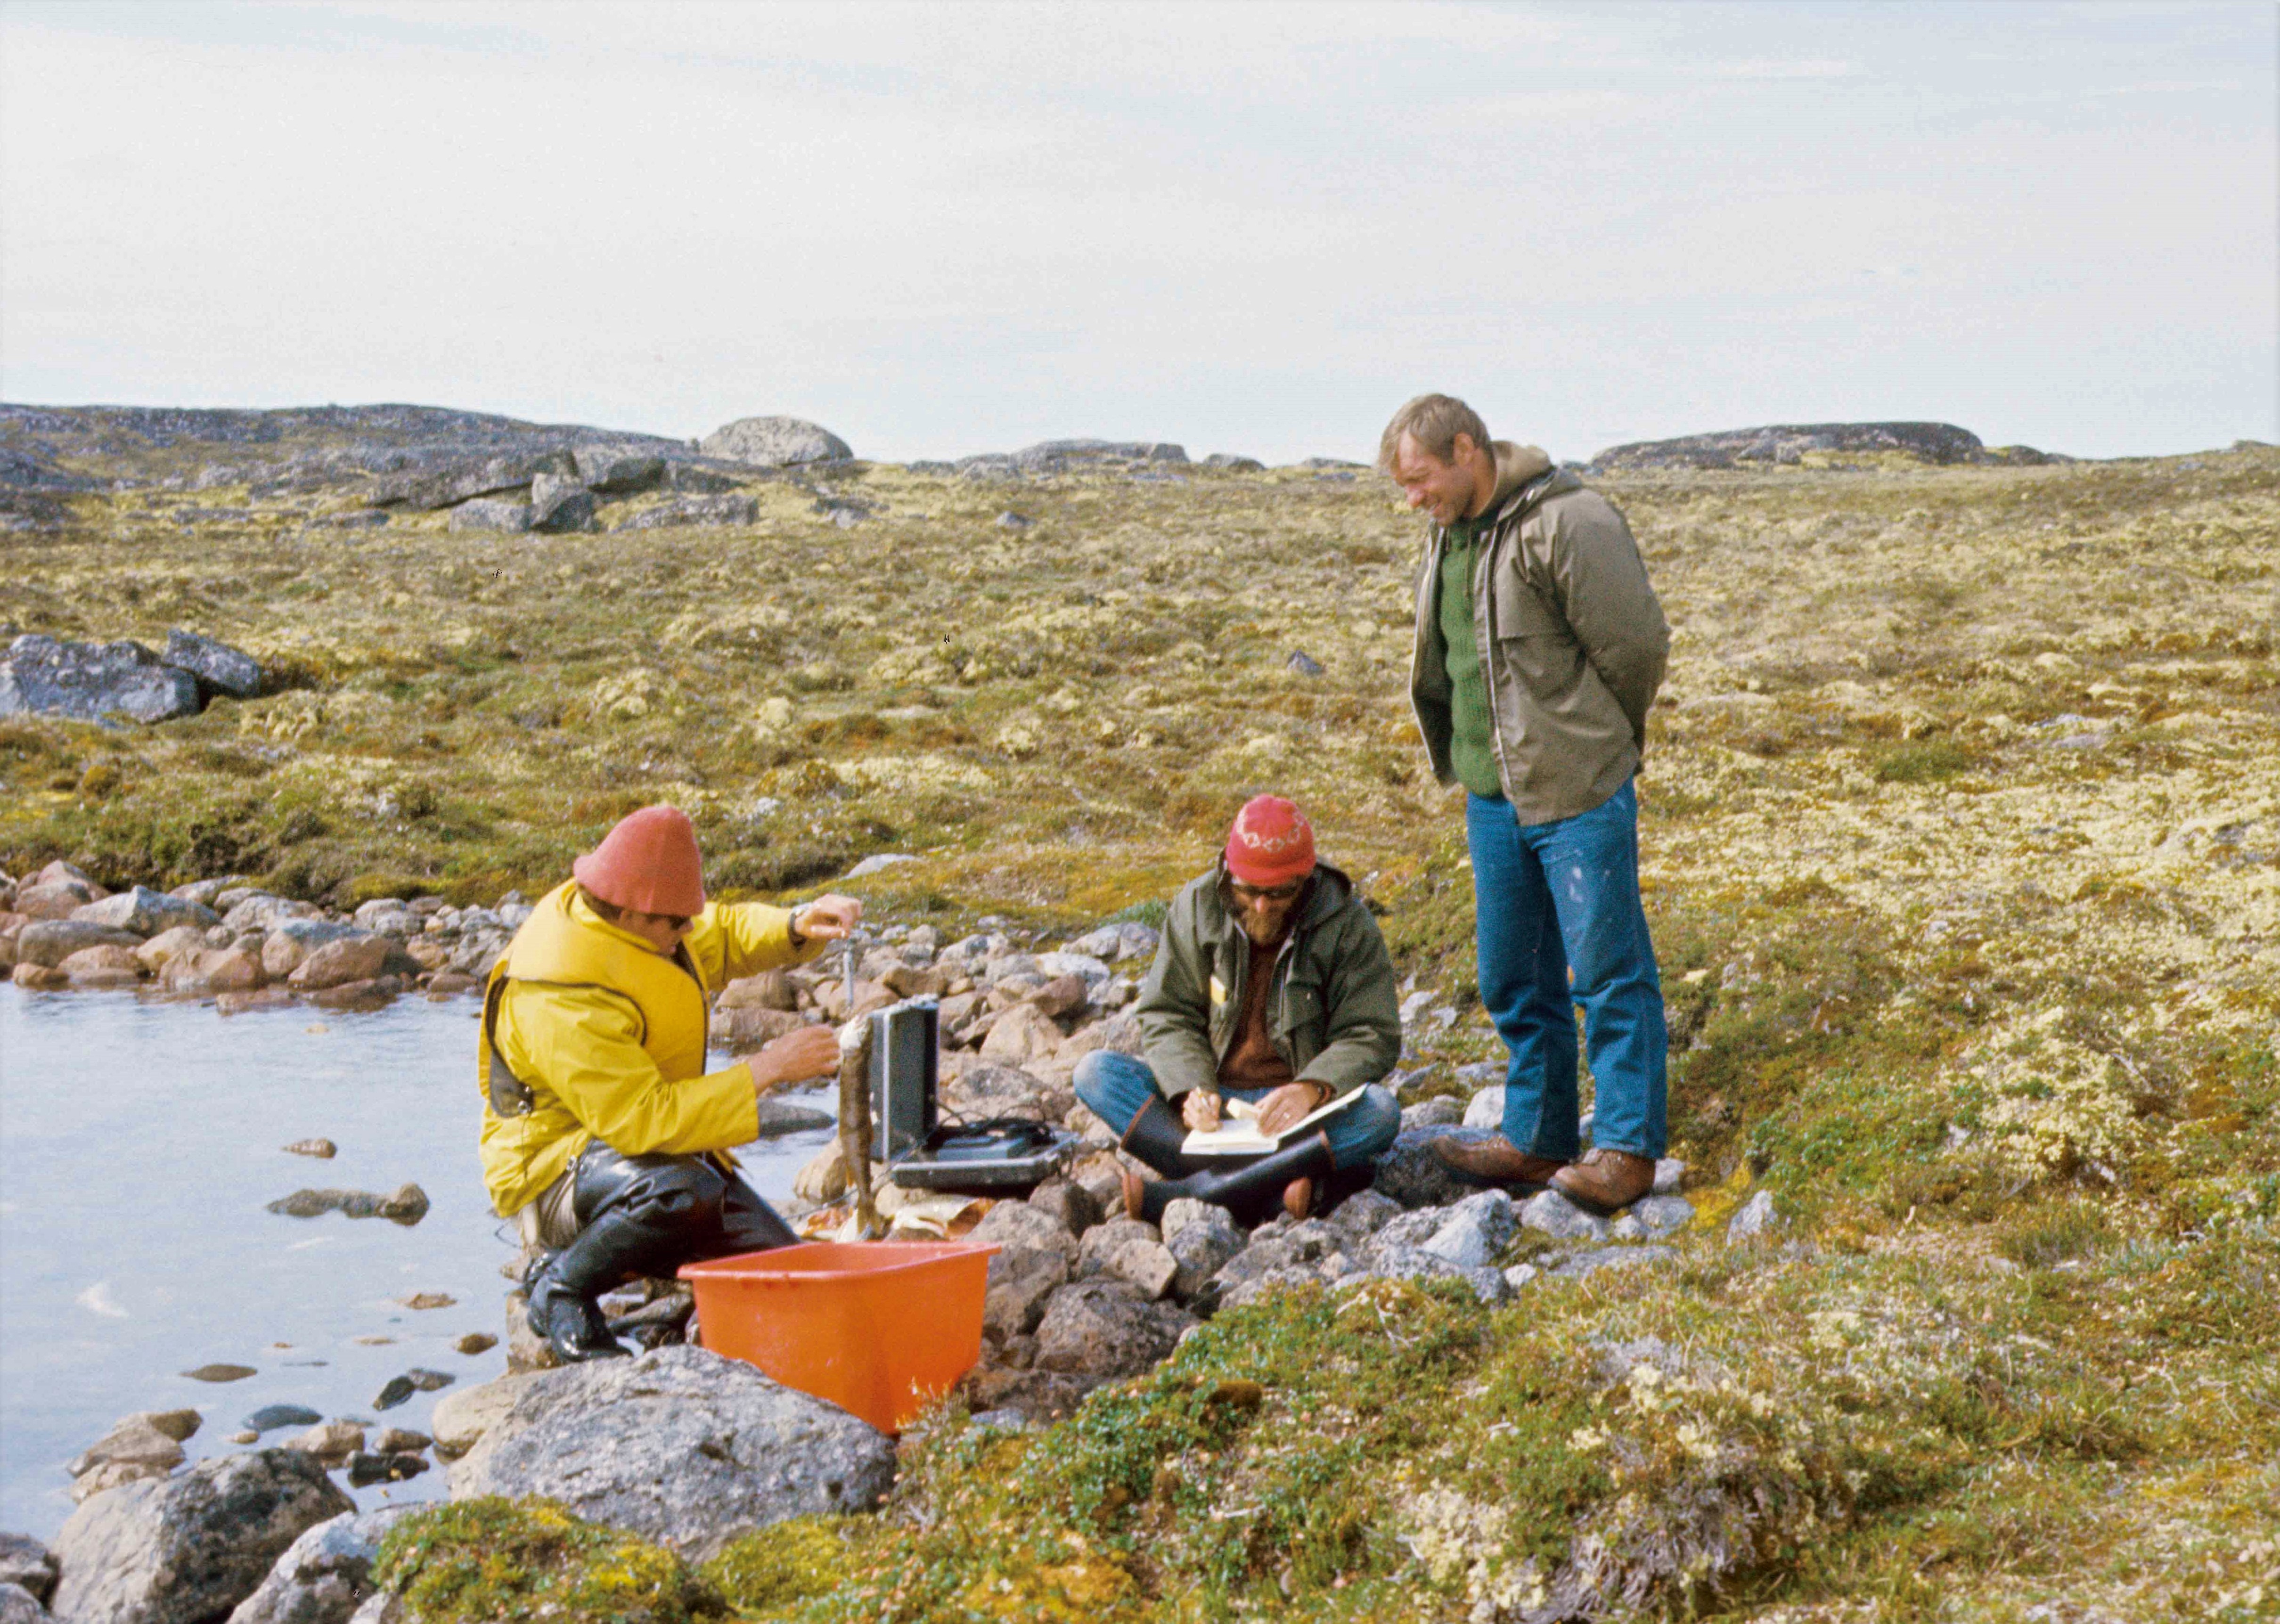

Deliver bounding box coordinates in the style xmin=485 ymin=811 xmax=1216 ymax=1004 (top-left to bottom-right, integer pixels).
xmin=679 ymin=1240 xmax=1000 ymax=1433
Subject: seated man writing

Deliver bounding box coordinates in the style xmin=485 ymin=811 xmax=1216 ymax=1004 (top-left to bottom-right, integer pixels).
xmin=1074 ymin=795 xmax=1403 ymax=1225
xmin=477 ymin=804 xmax=861 ymax=1363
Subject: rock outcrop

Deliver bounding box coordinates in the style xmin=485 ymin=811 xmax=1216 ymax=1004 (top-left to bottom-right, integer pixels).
xmin=1587 ymin=421 xmax=2061 ymax=471
xmin=445 ymin=1345 xmax=896 ymax=1560
xmin=0 ymin=630 xmax=262 ymax=724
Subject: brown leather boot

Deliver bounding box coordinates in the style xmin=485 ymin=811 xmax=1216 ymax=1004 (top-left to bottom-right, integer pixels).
xmin=1283 ymin=1175 xmax=1316 ymax=1221
xmin=1551 ymin=1148 xmax=1655 ymax=1215
xmin=1430 ymin=1134 xmax=1568 ymax=1188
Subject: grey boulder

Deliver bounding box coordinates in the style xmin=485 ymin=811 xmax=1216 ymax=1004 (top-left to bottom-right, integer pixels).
xmin=1372 ymin=1126 xmax=1491 ymax=1208
xmin=445 ymin=1346 xmax=895 ymax=1561
xmin=1033 ymin=1281 xmax=1193 ymax=1378
xmin=0 ymin=1535 xmax=55 ymax=1606
xmin=16 ymin=921 xmax=144 ymax=969
xmin=49 ymin=1450 xmax=352 ymax=1624
xmin=73 ymin=888 xmax=218 ymax=939
xmin=1422 ymin=1189 xmax=1517 ymax=1270
xmin=613 ymin=494 xmax=760 ymax=530
xmin=527 ymin=474 xmax=596 ymax=534
xmin=223 ymin=1508 xmax=413 ymax=1624
xmin=701 ymin=416 xmax=852 ymax=468
xmin=570 ymin=447 xmax=665 ymax=492
xmin=163 ymin=630 xmax=262 ymax=699
xmin=444 ymin=498 xmax=530 ymax=533
xmin=1159 ymin=1200 xmax=1244 ymax=1300
xmin=1 ymin=635 xmax=201 ymax=724
xmin=1521 ymin=1188 xmax=1613 ymax=1242
xmin=0 ymin=1584 xmax=48 ymax=1623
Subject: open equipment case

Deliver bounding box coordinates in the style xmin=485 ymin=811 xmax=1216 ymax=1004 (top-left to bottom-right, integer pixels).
xmin=868 ymin=996 xmax=1081 ymax=1191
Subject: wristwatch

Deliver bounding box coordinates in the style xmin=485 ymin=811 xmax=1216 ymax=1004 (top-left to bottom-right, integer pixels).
xmin=786 ymin=903 xmax=814 ymax=945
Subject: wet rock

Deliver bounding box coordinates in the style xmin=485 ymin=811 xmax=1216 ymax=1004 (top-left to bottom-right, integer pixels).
xmin=448 ymin=1345 xmax=894 ymax=1559
xmin=1728 ymin=1189 xmax=1782 ymax=1241
xmin=1422 ymin=1189 xmax=1519 ymax=1269
xmin=61 ymin=944 xmax=145 ymax=987
xmin=371 ymin=1428 xmax=428 ymax=1456
xmin=284 ymin=1422 xmax=365 ymax=1466
xmin=343 ymin=1453 xmax=425 ymax=1488
xmin=427 ymin=1371 xmax=541 ymax=1459
xmin=221 ymin=1506 xmax=413 ymax=1624
xmin=15 ymin=920 xmax=143 ymax=969
xmin=0 ymin=633 xmax=202 ymax=723
xmin=217 ymin=987 xmax=296 ymax=1016
xmin=452 ymin=1332 xmax=496 ymax=1356
xmin=1521 ymin=1188 xmax=1611 ymax=1242
xmin=1160 ymin=1199 xmax=1244 ymax=1299
xmin=396 ymin=1292 xmax=454 ymax=1311
xmin=73 ymin=886 xmax=218 ymax=938
xmin=1372 ymin=1126 xmax=1491 ymax=1208
xmin=1026 ymin=1177 xmax=1102 ymax=1238
xmin=243 ymin=1405 xmax=323 ymax=1434
xmin=287 ymin=935 xmax=391 ymax=991
xmin=282 ymin=1140 xmax=336 ymax=1160
xmin=1077 ymin=1218 xmax=1177 ymax=1299
xmin=1033 ymin=1281 xmax=1193 ymax=1378
xmin=49 ymin=1450 xmax=352 ymax=1624
xmin=10 ymin=963 xmax=66 ymax=991
xmin=183 ymin=1364 xmax=259 ymax=1383
xmin=701 ymin=415 xmax=852 ymax=468
xmin=0 ymin=1536 xmax=57 ymax=1608
xmin=752 ymin=1097 xmax=834 ymax=1136
xmin=265 ymin=1183 xmax=428 ymax=1224
xmin=371 ymin=1370 xmax=450 ymax=1412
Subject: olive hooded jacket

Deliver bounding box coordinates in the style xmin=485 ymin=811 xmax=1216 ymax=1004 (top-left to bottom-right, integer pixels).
xmin=1409 ymin=441 xmax=1670 ymax=824
xmin=1134 ymin=860 xmax=1402 ymax=1102
xmin=475 ymin=881 xmax=825 ymax=1216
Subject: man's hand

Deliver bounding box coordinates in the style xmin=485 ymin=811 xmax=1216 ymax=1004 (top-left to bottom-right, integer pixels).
xmin=1254 ymin=1080 xmax=1329 ymax=1136
xmin=794 ymin=894 xmax=863 ymax=944
xmin=746 ymin=1025 xmax=841 ymax=1094
xmin=1181 ymin=1090 xmax=1223 ymax=1134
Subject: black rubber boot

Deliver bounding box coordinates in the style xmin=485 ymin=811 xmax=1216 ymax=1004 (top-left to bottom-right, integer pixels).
xmin=1134 ymin=1130 xmax=1336 ymax=1228
xmin=1119 ymin=1093 xmax=1202 ymax=1179
xmin=527 ymin=1215 xmax=645 ymax=1362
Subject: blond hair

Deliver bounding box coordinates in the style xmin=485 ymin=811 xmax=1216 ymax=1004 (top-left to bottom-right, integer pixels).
xmin=1377 ymin=394 xmax=1491 ymax=473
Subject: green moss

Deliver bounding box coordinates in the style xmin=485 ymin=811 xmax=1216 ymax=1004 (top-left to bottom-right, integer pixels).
xmin=370 ymin=1497 xmax=727 ymax=1623
xmin=1874 ymin=739 xmax=1979 ymax=782
xmin=700 ymin=1517 xmax=864 ymax=1613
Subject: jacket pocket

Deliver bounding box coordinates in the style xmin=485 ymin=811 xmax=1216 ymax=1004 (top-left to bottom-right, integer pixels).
xmin=1491 ymin=586 xmax=1565 ymax=640
xmin=1277 ymin=981 xmax=1326 ymax=1064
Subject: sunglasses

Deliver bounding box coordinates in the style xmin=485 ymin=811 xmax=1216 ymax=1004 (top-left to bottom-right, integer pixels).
xmin=1229 ymin=879 xmax=1304 ymax=904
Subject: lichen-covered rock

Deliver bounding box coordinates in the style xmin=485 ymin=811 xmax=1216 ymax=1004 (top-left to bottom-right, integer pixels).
xmin=1522 ymin=1188 xmax=1613 ymax=1242
xmin=223 ymin=1507 xmax=413 ymax=1624
xmin=1422 ymin=1189 xmax=1518 ymax=1269
xmin=428 ymin=1372 xmax=544 ymax=1459
xmin=0 ymin=634 xmax=202 ymax=724
xmin=445 ymin=1345 xmax=896 ymax=1561
xmin=1025 ymin=1177 xmax=1102 ymax=1238
xmin=1033 ymin=1281 xmax=1193 ymax=1378
xmin=983 ymin=1242 xmax=1068 ymax=1341
xmin=1076 ymin=1217 xmax=1177 ymax=1299
xmin=445 ymin=497 xmax=530 ymax=533
xmin=527 ymin=473 xmax=596 ymax=534
xmin=163 ymin=629 xmax=262 ymax=699
xmin=49 ymin=1450 xmax=352 ymax=1624
xmin=701 ymin=416 xmax=852 ymax=468
xmin=1372 ymin=1127 xmax=1491 ymax=1208
xmin=1160 ymin=1199 xmax=1244 ymax=1299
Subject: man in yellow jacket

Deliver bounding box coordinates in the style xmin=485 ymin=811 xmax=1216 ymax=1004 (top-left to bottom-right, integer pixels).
xmin=478 ymin=804 xmax=861 ymax=1361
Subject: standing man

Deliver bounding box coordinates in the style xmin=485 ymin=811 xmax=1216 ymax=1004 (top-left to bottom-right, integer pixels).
xmin=1382 ymin=394 xmax=1672 ymax=1213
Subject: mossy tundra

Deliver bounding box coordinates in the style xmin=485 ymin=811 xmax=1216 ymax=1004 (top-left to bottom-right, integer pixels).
xmin=6 ymin=437 xmax=2277 ymax=1618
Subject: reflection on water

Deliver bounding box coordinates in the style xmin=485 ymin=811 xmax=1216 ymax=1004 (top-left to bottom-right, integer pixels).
xmin=0 ymin=985 xmax=837 ymax=1538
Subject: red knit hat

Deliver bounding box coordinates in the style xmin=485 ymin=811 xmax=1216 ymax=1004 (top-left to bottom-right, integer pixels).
xmin=1224 ymin=795 xmax=1316 ymax=887
xmin=572 ymin=805 xmax=707 ymax=917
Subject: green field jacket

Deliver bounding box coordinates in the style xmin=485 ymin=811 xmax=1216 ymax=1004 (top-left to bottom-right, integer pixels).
xmin=1134 ymin=861 xmax=1402 ymax=1102
xmin=1409 ymin=442 xmax=1671 ymax=824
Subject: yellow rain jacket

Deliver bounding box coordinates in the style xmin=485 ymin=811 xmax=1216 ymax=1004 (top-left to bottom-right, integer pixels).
xmin=476 ymin=880 xmax=826 ymax=1216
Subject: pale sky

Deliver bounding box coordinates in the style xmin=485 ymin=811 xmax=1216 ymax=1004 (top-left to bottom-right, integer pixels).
xmin=1 ymin=1 xmax=2272 ymax=463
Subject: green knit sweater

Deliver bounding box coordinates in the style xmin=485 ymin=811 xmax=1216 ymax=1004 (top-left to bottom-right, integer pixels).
xmin=1437 ymin=520 xmax=1504 ymax=798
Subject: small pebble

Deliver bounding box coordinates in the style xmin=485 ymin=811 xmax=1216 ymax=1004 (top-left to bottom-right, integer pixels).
xmin=354 ymin=1335 xmax=395 ymax=1346
xmin=284 ymin=1138 xmax=337 ymax=1159
xmin=398 ymin=1291 xmax=455 ymax=1311
xmin=454 ymin=1332 xmax=498 ymax=1355
xmin=374 ymin=1426 xmax=430 ymax=1454
xmin=243 ymin=1403 xmax=323 ymax=1432
xmin=229 ymin=1430 xmax=259 ymax=1444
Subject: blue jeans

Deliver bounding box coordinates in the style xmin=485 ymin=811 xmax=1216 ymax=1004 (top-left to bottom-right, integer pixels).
xmin=1071 ymin=1050 xmax=1402 ymax=1172
xmin=1467 ymin=779 xmax=1667 ymax=1161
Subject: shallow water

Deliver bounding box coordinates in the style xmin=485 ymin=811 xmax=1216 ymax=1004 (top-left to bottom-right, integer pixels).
xmin=0 ymin=985 xmax=838 ymax=1539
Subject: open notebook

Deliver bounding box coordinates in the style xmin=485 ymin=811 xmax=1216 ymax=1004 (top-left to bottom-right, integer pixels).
xmin=1181 ymin=1088 xmax=1361 ymax=1158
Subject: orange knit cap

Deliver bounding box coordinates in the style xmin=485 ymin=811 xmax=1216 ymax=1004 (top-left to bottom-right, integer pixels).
xmin=1224 ymin=794 xmax=1316 ymax=888
xmin=572 ymin=805 xmax=707 ymax=917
